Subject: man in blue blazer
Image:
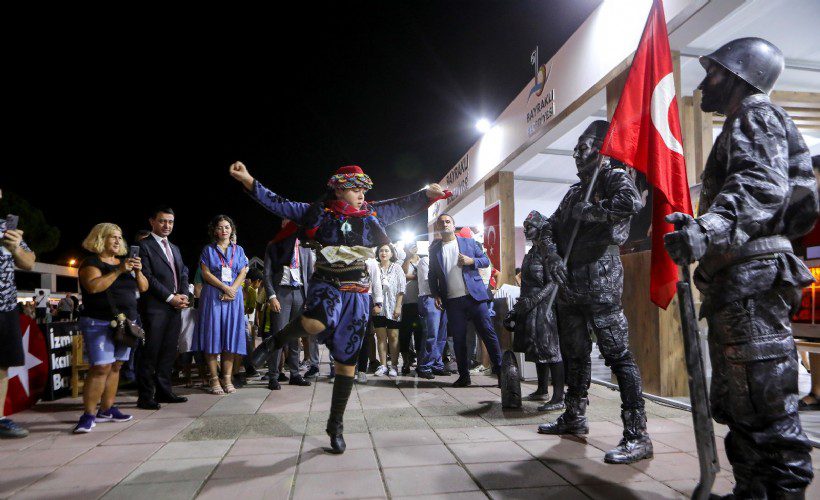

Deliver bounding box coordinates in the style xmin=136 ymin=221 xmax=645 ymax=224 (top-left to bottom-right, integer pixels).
xmin=429 ymin=214 xmax=502 ymax=387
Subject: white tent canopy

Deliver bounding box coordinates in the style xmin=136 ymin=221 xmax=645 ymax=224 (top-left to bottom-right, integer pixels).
xmin=437 ymin=0 xmax=820 ymax=230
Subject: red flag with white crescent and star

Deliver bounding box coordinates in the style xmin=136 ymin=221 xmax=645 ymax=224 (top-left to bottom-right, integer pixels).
xmin=600 ymin=0 xmax=692 ymax=309
xmin=3 ymin=314 xmax=48 ymax=416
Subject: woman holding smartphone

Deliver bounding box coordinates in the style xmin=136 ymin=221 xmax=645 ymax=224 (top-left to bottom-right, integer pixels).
xmin=193 ymin=215 xmax=249 ymax=395
xmin=75 ymin=223 xmax=148 ymax=433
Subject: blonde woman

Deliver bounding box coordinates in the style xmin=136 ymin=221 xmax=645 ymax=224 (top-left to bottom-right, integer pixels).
xmin=373 ymin=244 xmax=405 ymax=377
xmin=75 ymin=223 xmax=148 ymax=433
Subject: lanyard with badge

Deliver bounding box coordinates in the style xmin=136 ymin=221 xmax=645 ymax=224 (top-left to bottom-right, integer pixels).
xmin=382 ymin=263 xmax=393 ymax=291
xmin=216 ymin=244 xmax=236 ymax=283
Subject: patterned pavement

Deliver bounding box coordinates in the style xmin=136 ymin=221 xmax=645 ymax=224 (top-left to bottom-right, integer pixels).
xmin=2 ymin=357 xmax=819 ymax=499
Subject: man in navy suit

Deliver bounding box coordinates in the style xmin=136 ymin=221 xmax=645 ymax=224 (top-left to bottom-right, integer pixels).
xmin=429 ymin=214 xmax=502 ymax=387
xmin=137 ymin=207 xmax=190 ymax=409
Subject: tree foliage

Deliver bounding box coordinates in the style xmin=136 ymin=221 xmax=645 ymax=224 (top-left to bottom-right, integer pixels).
xmin=0 ymin=191 xmax=60 ymax=254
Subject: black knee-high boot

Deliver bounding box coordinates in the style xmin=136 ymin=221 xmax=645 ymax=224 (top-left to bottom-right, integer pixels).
xmin=527 ymin=363 xmax=550 ymax=401
xmin=327 ymin=374 xmax=354 ymax=454
xmin=538 ymin=362 xmax=565 ymax=411
xmin=251 ymin=317 xmax=312 ymax=368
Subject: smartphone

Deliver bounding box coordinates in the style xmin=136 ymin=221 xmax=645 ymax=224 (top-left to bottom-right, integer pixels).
xmin=129 ymin=245 xmax=140 ymax=259
xmin=5 ymin=214 xmax=19 ymax=231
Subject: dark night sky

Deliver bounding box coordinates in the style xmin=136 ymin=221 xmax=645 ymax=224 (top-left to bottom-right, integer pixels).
xmin=4 ymin=1 xmax=600 ymax=268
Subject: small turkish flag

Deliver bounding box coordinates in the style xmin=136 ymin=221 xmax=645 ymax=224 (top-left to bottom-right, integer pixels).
xmin=600 ymin=0 xmax=693 ymax=309
xmin=4 ymin=314 xmax=48 ymax=416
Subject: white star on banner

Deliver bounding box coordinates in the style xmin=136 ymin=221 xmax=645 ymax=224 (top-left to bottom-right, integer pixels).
xmin=8 ymin=325 xmax=43 ymax=397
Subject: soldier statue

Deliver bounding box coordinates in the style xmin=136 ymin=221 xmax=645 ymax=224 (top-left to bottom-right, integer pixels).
xmin=665 ymin=37 xmax=817 ymax=498
xmin=537 ymin=120 xmax=653 ymax=464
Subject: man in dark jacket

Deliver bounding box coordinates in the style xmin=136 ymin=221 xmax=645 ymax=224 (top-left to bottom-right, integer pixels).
xmin=137 ymin=207 xmax=190 ymax=409
xmin=665 ymin=37 xmax=816 ymax=498
xmin=537 ymin=120 xmax=653 ymax=465
xmin=262 ymin=220 xmax=315 ymax=390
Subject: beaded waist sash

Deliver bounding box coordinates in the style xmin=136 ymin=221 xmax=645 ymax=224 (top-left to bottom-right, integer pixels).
xmin=313 ymin=255 xmax=371 ymax=293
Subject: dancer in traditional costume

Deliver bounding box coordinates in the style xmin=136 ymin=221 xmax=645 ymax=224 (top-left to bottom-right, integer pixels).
xmin=229 ymin=161 xmax=446 ymax=453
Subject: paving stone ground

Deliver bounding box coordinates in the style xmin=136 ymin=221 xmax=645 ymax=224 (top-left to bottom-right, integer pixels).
xmin=2 ymin=363 xmax=819 ymax=499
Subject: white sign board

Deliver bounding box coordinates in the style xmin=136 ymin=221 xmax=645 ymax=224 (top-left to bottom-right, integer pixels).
xmin=428 ymin=0 xmax=693 ymax=224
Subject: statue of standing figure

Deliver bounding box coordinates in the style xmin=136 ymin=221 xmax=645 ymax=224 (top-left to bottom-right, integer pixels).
xmin=509 ymin=210 xmax=564 ymax=412
xmin=536 ymin=120 xmax=653 ymax=465
xmin=665 ymin=37 xmax=817 ymax=498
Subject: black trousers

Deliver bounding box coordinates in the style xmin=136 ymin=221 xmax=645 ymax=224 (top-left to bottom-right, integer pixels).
xmin=136 ymin=309 xmax=182 ymax=401
xmin=556 ymin=302 xmax=644 ymax=412
xmin=399 ymin=302 xmax=423 ymax=366
xmin=706 ymin=288 xmax=813 ymax=497
xmin=358 ymin=316 xmax=376 ymax=372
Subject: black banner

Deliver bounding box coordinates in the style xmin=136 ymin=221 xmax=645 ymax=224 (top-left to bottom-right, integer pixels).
xmin=42 ymin=321 xmax=77 ymax=400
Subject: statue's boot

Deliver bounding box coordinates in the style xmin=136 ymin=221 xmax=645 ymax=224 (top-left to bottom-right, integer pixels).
xmin=604 ymin=409 xmax=653 ymax=464
xmin=537 ymin=396 xmax=589 ymax=435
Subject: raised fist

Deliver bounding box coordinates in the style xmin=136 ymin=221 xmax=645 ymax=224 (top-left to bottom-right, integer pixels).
xmin=229 ymin=161 xmax=255 ymax=190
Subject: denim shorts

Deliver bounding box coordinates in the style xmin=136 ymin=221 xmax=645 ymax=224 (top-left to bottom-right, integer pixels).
xmin=79 ymin=316 xmax=131 ymax=366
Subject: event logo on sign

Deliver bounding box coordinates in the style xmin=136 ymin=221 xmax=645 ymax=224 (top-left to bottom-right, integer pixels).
xmin=526 ymin=48 xmax=555 ymax=137
xmin=4 ymin=314 xmax=48 ymax=416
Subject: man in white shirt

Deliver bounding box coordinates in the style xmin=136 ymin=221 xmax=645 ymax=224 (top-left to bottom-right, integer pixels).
xmin=34 ymin=290 xmax=49 ymax=323
xmin=428 ymin=214 xmax=502 ymax=387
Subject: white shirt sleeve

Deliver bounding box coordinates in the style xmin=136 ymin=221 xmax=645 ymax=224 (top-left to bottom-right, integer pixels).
xmin=417 ymin=257 xmax=430 ymax=296
xmin=368 ymin=260 xmax=384 ymax=304
xmin=397 ymin=265 xmax=407 ymax=295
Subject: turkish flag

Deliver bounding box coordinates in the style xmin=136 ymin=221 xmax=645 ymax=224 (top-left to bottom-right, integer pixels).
xmin=600 ymin=0 xmax=692 ymax=309
xmin=4 ymin=314 xmax=48 ymax=416
xmin=483 ymin=202 xmax=501 ymax=271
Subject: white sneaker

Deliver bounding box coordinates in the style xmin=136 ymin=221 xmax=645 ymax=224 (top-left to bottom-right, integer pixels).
xmin=469 ymin=365 xmax=485 ymax=375
xmin=357 ymin=372 xmax=367 ymax=384
xmin=388 ymin=366 xmax=398 ymax=377
xmin=375 ymin=365 xmax=387 ymax=376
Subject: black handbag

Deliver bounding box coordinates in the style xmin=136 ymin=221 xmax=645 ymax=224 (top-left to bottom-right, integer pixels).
xmin=500 ymin=350 xmax=522 ymax=409
xmin=499 ymin=298 xmax=523 ymax=409
xmin=105 ymin=288 xmax=145 ymax=348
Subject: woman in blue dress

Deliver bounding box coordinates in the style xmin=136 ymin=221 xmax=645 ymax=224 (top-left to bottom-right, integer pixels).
xmin=230 ymin=161 xmax=447 ymax=454
xmin=193 ymin=215 xmax=249 ymax=395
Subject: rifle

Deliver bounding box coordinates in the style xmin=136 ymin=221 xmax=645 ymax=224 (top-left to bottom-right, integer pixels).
xmin=676 ymin=259 xmax=720 ymax=500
